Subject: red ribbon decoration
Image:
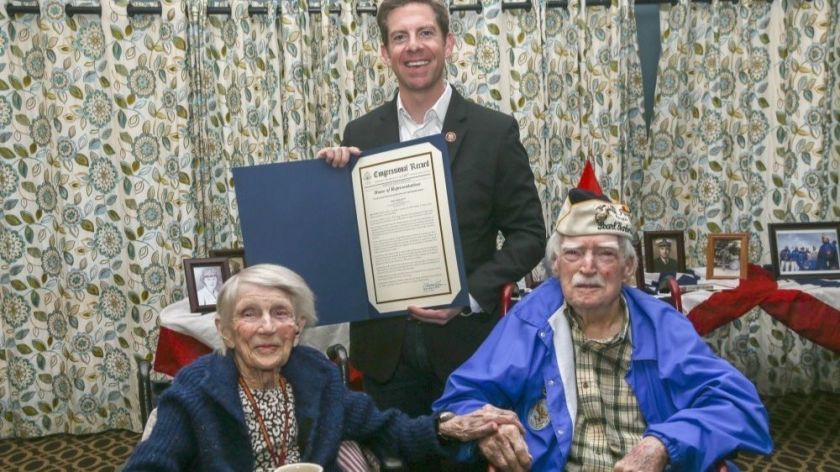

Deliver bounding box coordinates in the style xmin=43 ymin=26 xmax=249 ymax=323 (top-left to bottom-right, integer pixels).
xmin=688 ymin=264 xmax=840 ymax=353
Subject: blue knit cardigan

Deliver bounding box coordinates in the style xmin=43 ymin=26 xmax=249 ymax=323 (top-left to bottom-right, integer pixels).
xmin=125 ymin=346 xmax=444 ymax=471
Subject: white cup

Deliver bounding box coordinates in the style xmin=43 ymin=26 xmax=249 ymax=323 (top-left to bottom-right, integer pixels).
xmin=274 ymin=464 xmax=323 ymax=472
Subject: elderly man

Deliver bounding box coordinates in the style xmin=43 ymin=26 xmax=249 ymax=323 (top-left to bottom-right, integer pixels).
xmin=434 ymin=180 xmax=772 ymax=471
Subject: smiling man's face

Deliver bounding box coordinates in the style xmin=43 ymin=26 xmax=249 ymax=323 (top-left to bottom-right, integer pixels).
xmin=379 ymin=2 xmax=454 ymax=97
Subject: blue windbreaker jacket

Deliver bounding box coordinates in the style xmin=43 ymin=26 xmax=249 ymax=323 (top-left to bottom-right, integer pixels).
xmin=434 ymin=278 xmax=772 ymax=471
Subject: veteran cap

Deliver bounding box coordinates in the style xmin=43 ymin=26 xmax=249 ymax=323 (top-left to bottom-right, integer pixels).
xmin=554 ymin=160 xmax=634 ymax=239
xmin=656 ymin=239 xmax=671 ymax=248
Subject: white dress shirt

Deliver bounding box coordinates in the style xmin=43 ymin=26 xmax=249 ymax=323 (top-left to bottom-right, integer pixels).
xmin=395 ymin=83 xmax=482 ymax=315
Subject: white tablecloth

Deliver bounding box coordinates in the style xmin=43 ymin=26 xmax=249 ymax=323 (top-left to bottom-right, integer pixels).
xmin=682 ymin=280 xmax=840 ymax=395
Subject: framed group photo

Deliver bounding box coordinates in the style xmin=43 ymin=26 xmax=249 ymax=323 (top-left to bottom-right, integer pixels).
xmin=768 ymin=222 xmax=840 ymax=280
xmin=183 ymin=257 xmax=231 ymax=313
xmin=642 ymin=230 xmax=687 ymax=273
xmin=209 ymin=248 xmax=247 ymax=275
xmin=706 ymin=233 xmax=749 ymax=279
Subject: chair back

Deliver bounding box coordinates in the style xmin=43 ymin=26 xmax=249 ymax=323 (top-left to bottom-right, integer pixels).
xmin=667 ymin=277 xmax=684 ymax=313
xmin=500 ymin=283 xmax=516 ymax=316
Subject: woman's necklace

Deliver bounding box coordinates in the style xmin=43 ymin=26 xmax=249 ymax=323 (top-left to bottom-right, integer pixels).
xmin=238 ymin=374 xmax=292 ymax=467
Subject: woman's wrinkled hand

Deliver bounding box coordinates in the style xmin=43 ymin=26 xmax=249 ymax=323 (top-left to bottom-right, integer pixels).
xmin=438 ymin=404 xmax=524 ymax=442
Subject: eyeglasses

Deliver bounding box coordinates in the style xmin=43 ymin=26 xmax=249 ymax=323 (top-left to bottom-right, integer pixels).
xmin=235 ymin=308 xmax=297 ymax=325
xmin=559 ymin=247 xmax=621 ymax=265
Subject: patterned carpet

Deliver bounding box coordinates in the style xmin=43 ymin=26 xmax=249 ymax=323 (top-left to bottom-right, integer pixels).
xmin=734 ymin=393 xmax=840 ymax=472
xmin=0 ymin=393 xmax=837 ymax=471
xmin=0 ymin=429 xmax=139 ymax=471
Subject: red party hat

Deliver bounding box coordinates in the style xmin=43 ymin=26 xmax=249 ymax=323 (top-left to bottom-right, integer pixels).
xmin=577 ymin=159 xmax=603 ymax=195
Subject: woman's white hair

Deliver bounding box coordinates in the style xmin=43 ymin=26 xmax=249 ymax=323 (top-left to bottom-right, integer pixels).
xmin=215 ymin=264 xmax=318 ymax=354
xmin=546 ymin=232 xmax=638 ymax=277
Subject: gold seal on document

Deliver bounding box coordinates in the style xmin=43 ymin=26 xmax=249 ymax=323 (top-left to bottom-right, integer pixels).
xmin=527 ymin=398 xmax=550 ymax=431
xmin=445 ymin=131 xmax=457 ymax=143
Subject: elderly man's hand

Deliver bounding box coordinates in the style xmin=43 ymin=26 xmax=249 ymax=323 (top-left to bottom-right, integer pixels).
xmin=407 ymin=305 xmax=462 ymax=325
xmin=614 ymin=436 xmax=668 ymax=472
xmin=438 ymin=404 xmax=524 ymax=442
xmin=478 ymin=424 xmax=531 ymax=472
xmin=316 ymin=146 xmax=361 ymax=168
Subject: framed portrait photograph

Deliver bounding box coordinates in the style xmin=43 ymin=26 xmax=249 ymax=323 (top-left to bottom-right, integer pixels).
xmin=768 ymin=222 xmax=840 ymax=280
xmin=643 ymin=230 xmax=687 ymax=273
xmin=706 ymin=233 xmax=749 ymax=280
xmin=209 ymin=248 xmax=246 ymax=275
xmin=183 ymin=257 xmax=231 ymax=313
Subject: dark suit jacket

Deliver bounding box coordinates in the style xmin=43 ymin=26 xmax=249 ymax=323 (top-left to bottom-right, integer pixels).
xmin=343 ymin=88 xmax=546 ymax=383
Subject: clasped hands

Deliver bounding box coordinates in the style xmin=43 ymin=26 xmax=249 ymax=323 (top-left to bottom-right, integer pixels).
xmin=439 ymin=404 xmax=532 ymax=472
xmin=439 ymin=405 xmax=668 ymax=472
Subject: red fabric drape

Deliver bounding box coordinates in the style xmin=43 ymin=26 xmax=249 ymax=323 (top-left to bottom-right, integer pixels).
xmin=688 ymin=265 xmax=778 ymax=334
xmin=687 ymin=264 xmax=840 ymax=353
xmin=153 ymin=327 xmax=214 ymax=376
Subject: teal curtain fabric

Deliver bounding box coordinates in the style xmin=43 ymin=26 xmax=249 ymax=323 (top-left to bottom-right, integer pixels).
xmin=0 ymin=0 xmax=837 ymax=438
xmin=1 ymin=0 xmax=194 ymax=436
xmin=645 ymin=0 xmax=838 ymax=266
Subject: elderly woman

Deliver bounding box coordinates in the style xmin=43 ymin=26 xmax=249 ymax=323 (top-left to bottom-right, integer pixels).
xmin=126 ymin=264 xmax=521 ymax=471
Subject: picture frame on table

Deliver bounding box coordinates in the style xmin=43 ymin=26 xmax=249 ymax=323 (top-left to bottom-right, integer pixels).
xmin=643 ymin=230 xmax=687 ymax=273
xmin=768 ymin=222 xmax=840 ymax=280
xmin=209 ymin=248 xmax=247 ymax=275
xmin=183 ymin=257 xmax=231 ymax=313
xmin=706 ymin=233 xmax=749 ymax=280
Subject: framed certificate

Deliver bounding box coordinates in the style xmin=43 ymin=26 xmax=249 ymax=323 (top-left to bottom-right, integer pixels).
xmin=352 ymin=139 xmax=464 ymax=313
xmin=233 ymin=135 xmax=468 ymax=325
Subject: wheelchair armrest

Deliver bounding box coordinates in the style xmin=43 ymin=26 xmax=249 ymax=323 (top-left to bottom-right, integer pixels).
xmin=136 ymin=355 xmax=172 ymax=428
xmin=326 ymin=343 xmax=349 ymax=386
xmin=136 ymin=356 xmax=153 ymax=427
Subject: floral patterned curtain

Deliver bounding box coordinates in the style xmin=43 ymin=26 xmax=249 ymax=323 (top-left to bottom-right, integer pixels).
xmin=1 ymin=0 xmax=192 ymax=436
xmin=538 ymin=0 xmax=648 ymax=228
xmin=643 ymin=0 xmax=838 ymax=266
xmin=1 ymin=0 xmax=836 ymax=439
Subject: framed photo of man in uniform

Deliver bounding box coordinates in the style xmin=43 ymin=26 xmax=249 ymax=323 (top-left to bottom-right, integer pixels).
xmin=643 ymin=230 xmax=686 ymax=273
xmin=183 ymin=257 xmax=231 ymax=313
xmin=769 ymin=222 xmax=840 ymax=280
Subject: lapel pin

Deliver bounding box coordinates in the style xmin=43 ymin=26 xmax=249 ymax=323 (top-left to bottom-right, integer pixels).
xmin=445 ymin=131 xmax=457 ymax=143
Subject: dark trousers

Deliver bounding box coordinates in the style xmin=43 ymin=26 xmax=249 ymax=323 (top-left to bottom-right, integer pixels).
xmin=362 ymin=321 xmax=486 ymax=472
xmin=363 ymin=321 xmax=443 ymax=417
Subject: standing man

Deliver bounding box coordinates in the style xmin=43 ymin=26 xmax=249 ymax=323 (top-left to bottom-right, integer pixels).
xmin=434 ymin=178 xmax=772 ymax=471
xmin=318 ymin=0 xmax=545 ymax=422
xmin=779 ymin=245 xmax=792 ymax=272
xmin=817 ymin=234 xmax=839 ymax=270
